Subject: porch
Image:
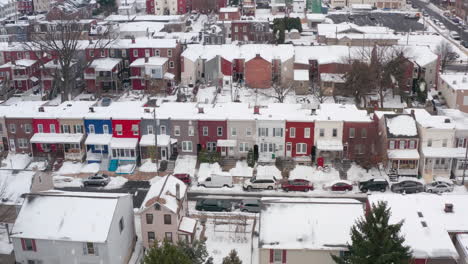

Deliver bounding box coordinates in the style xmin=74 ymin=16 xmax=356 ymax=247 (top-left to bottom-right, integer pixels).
xmin=422 ymin=147 xmax=467 ymax=182
xmin=139 ymin=134 xmax=178 ymax=161
xmin=316 ymin=139 xmax=343 ymax=165
xmin=109 ymin=137 xmax=139 ymax=172
xmin=387 ymin=149 xmax=419 ymax=177
xmin=84 ymin=133 xmax=112 ymax=163
xmin=217 ymin=139 xmax=237 ymax=158
xmin=30 ymin=133 xmax=85 ymax=161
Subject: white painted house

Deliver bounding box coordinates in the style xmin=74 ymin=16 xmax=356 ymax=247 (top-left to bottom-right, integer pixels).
xmin=12 ymin=191 xmax=136 ymax=264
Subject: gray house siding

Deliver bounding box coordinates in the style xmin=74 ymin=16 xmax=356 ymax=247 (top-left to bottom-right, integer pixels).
xmin=171 ymin=119 xmax=198 ymax=155
xmin=204 ymin=56 xmax=220 ymax=84
xmin=227 ymin=119 xmax=256 ymax=158
xmin=140 ymin=118 xmax=172 ymax=136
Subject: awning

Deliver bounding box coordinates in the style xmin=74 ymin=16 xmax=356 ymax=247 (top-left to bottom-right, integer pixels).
xmin=30 ymin=133 xmax=84 ymax=144
xmin=164 ymin=72 xmax=175 ymax=80
xmin=109 ymin=137 xmax=138 ymax=149
xmin=139 ymin=134 xmax=177 ymax=147
xmin=178 ymin=217 xmax=197 ymax=234
xmin=217 ymin=139 xmax=237 ymax=147
xmin=316 ymin=140 xmax=343 ymax=151
xmin=85 ymin=133 xmax=112 ymax=145
xmin=387 ymin=149 xmax=420 ymax=160
xmin=422 ymin=147 xmax=466 ymax=158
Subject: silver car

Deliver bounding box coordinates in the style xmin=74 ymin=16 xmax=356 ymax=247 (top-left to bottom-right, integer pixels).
xmin=83 ymin=173 xmax=111 ymax=187
xmin=425 ymin=182 xmax=454 ymax=193
xmin=239 ymin=199 xmax=261 ymax=213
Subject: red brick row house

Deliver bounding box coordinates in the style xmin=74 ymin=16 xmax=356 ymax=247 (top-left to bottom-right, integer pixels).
xmin=84 ymin=58 xmax=124 ymax=93
xmin=130 ymin=56 xmax=175 ymax=93
xmin=0 ymin=59 xmax=40 ymax=91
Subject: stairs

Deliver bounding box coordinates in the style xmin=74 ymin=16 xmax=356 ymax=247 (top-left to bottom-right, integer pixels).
xmin=336 ymin=159 xmax=352 ymax=180
xmin=220 ymin=158 xmax=237 ymax=171
xmin=108 ymin=159 xmax=118 ymax=172
xmin=166 ymin=160 xmax=175 ymax=173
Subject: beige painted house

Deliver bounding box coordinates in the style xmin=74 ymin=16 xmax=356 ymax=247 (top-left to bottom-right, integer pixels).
xmin=139 ymin=175 xmax=197 ymax=248
xmin=439 ymin=73 xmax=468 ymax=113
xmin=258 ymin=198 xmax=364 ymax=264
xmin=226 ymin=104 xmax=257 ymax=159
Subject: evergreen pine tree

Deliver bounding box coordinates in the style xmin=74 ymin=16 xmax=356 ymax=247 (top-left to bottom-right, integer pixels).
xmin=222 ymin=249 xmax=242 ymax=264
xmin=143 ymin=240 xmax=191 ymax=264
xmin=332 ymin=201 xmax=412 ymax=264
xmin=177 ymin=239 xmax=209 ymax=264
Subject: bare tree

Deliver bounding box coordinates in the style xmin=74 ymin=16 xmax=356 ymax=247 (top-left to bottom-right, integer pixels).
xmin=258 ymin=81 xmax=293 ymax=103
xmin=310 ymin=82 xmax=327 ymax=104
xmin=23 ymin=19 xmax=115 ymax=102
xmin=436 ymin=41 xmax=457 ymax=73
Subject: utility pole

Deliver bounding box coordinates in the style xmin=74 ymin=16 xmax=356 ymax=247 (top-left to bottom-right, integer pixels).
xmin=153 ymin=108 xmax=159 ymax=176
xmin=462 ymin=144 xmax=468 ymax=185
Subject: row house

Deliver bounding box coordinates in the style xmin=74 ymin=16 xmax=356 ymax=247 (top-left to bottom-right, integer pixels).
xmin=139 ymin=108 xmax=177 ymax=161
xmin=231 ymin=20 xmax=272 ymax=43
xmin=41 ymin=59 xmax=78 ymax=93
xmin=84 ymin=105 xmax=113 ymax=165
xmin=147 ymin=0 xmax=178 ymax=15
xmin=375 ymin=112 xmax=420 ymax=177
xmin=0 ymin=0 xmax=15 ymax=20
xmin=317 ymin=24 xmax=399 ymax=46
xmin=439 ymin=73 xmax=468 ymax=113
xmin=0 ymin=59 xmax=40 ymax=91
xmin=130 ymin=56 xmax=175 ymax=94
xmin=225 ymin=104 xmax=257 ymax=159
xmin=139 ymin=175 xmax=197 ymax=247
xmin=440 ymin=109 xmax=468 ymax=180
xmin=85 ymin=58 xmax=124 ymax=94
xmin=17 ymin=0 xmax=33 ymax=15
xmin=12 ymin=191 xmax=136 ymax=264
xmin=1 ymin=23 xmax=30 ymax=43
xmin=202 ymin=24 xmax=227 ymax=45
xmin=405 ymin=109 xmax=460 ymax=182
xmin=218 ymin=7 xmax=241 ymax=21
xmin=191 ymin=0 xmax=225 ymax=13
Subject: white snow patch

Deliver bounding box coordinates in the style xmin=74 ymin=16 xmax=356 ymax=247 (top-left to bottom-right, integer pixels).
xmin=197 ymin=163 xmax=229 ymax=181
xmin=0 ymin=170 xmax=34 ymax=205
xmin=139 ymin=159 xmax=158 ymax=172
xmin=53 ymin=175 xmax=83 ymax=188
xmin=104 ymin=176 xmax=128 ymax=189
xmin=173 ymin=155 xmax=197 ymax=177
xmin=256 ymin=165 xmax=281 ymax=179
xmin=229 ymin=161 xmax=253 ymax=177
xmin=57 ymin=161 xmax=83 ymax=175
xmin=289 ymin=165 xmax=340 ymax=189
xmin=80 ymin=163 xmax=100 ymax=173
xmin=0 ymin=153 xmax=31 ymax=170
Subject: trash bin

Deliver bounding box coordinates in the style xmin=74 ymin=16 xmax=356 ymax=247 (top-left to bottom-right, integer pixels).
xmin=271 ymin=153 xmax=275 ymax=159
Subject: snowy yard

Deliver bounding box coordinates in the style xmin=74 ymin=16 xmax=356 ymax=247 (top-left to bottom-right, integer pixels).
xmin=0 ymin=153 xmax=32 ymax=170
xmin=56 ymin=161 xmax=100 ymax=174
xmin=197 ymin=162 xmax=229 ymax=181
xmin=0 ymin=224 xmax=13 ymax=256
xmin=173 ymin=155 xmax=197 ymax=177
xmin=53 ymin=175 xmax=128 ymax=189
xmin=0 ymin=170 xmax=35 ymax=205
xmin=289 ymin=165 xmax=340 ymax=190
xmin=229 ymin=161 xmax=253 ymax=178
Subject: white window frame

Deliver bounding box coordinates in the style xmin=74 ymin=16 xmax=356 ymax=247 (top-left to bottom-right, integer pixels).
xmin=132 ymin=124 xmax=139 ymax=136
xmin=258 ymin=127 xmax=268 ymax=137
xmin=169 ymin=61 xmax=174 ymax=68
xmin=231 ymin=127 xmax=237 ymax=136
xmin=332 ymin=128 xmax=338 ymax=137
xmin=160 ymin=125 xmax=166 ymax=135
xmin=399 ymin=140 xmax=405 ymax=149
xmin=409 ymin=140 xmax=416 ymax=149
xmin=182 ymin=141 xmax=193 ymax=152
xmin=174 ymin=126 xmax=180 ymax=136
xmin=349 ymin=128 xmax=355 ymax=138
xmin=304 ymin=127 xmax=310 ymax=138
xmin=239 ymin=142 xmax=249 ymax=152
xmin=103 ymin=125 xmax=109 ymax=134
xmin=168 ymin=49 xmax=172 ymax=57
xmin=289 ymin=127 xmax=296 ymax=138
xmin=88 ymin=124 xmax=95 ymax=134
xmin=296 ymin=143 xmax=307 ymax=154
xmin=319 ymin=128 xmax=324 ymax=137
xmin=273 ymin=128 xmax=283 ymax=137
xmin=217 ymin=127 xmax=223 ymax=136
xmin=147 ymin=125 xmax=154 ymax=135
xmin=116 ymin=124 xmax=123 ymax=136
xmin=273 ymin=250 xmax=283 ymax=262
xmin=188 ymin=126 xmax=194 ymax=136
xmin=203 ymin=126 xmax=209 ymax=136
xmin=246 ymin=127 xmax=252 ymax=136
xmin=389 ymin=140 xmax=395 ymax=149
xmin=133 ymin=50 xmax=138 ymax=57
xmin=18 ymin=138 xmax=28 ymax=149
xmin=50 ymin=124 xmax=56 ymax=133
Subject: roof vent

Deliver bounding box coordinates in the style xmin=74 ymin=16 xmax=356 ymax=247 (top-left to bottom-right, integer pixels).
xmin=444 ymin=203 xmax=453 ymax=213
xmin=421 ymin=221 xmax=427 ymax=228
xmin=452 ymin=80 xmax=457 ymax=85
xmin=311 ymin=108 xmax=316 ymax=115
xmin=417 ymin=211 xmax=423 ymax=218
xmin=198 ymin=107 xmax=204 ymax=114
xmin=38 ymin=106 xmax=44 ymax=112
xmin=462 ymin=77 xmax=467 ymax=83
xmin=444 ymin=118 xmax=450 ymax=123
xmin=144 ymin=108 xmax=151 ymax=113
xmin=89 ymin=107 xmax=94 ymax=113
xmin=67 ymin=103 xmax=72 ymax=107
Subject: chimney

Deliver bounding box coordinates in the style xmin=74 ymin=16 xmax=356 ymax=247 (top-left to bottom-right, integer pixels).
xmin=444 ymin=203 xmax=453 ymax=213
xmin=254 ymin=105 xmax=260 ymax=114
xmin=89 ymin=107 xmax=94 ymax=112
xmin=175 ymin=183 xmax=181 ymax=200
xmin=410 ymin=109 xmax=415 ymax=118
xmin=311 ymin=108 xmax=316 ymax=115
xmin=145 ymin=56 xmax=149 ymax=63
xmin=452 ymin=80 xmax=457 ymax=85
xmin=131 ymin=37 xmax=136 ymax=44
xmin=89 ymin=39 xmax=93 ymax=44
xmin=38 ymin=106 xmax=44 ymax=112
xmin=444 ymin=118 xmax=451 ymax=123
xmin=198 ymin=107 xmax=204 ymax=114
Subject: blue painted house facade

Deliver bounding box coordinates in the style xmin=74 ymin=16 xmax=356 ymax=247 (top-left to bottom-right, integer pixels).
xmin=84 ymin=118 xmax=113 ymax=163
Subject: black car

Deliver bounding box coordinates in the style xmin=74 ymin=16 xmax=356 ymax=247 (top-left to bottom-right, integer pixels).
xmin=359 ymin=178 xmax=389 ymax=193
xmin=391 ymin=180 xmax=424 ymax=194
xmin=195 ymin=199 xmax=232 ymax=212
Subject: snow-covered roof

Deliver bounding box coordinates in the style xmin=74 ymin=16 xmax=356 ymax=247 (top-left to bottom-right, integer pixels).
xmin=259 ymin=198 xmax=364 ymax=250
xmin=440 ymin=73 xmax=468 ymax=91
xmin=110 ymin=137 xmax=138 ymax=149
xmin=439 ymin=109 xmax=468 ymax=130
xmin=139 ymin=134 xmax=176 ymax=146
xmin=182 ymin=44 xmax=295 ymax=63
xmin=85 ymin=133 xmax=113 ymax=145
xmin=0 ymin=171 xmax=34 ymax=206
xmin=421 ymin=147 xmax=466 ymax=158
xmin=385 ymin=114 xmax=418 ymax=137
xmin=130 ymin=56 xmax=168 ymax=67
xmin=219 ymin=7 xmax=239 ymax=12
xmin=387 ymin=149 xmax=420 ymax=159
xmin=405 ymin=108 xmax=456 ymax=130
xmin=318 ymin=23 xmax=394 ymax=37
xmin=178 ymin=216 xmax=197 ymax=234
xmin=374 ymin=110 xmax=396 ymax=119
xmin=118 ymin=22 xmax=164 ymax=34
xmin=108 ymin=38 xmax=178 ymax=49
xmin=89 ymin=58 xmax=121 ymax=71
xmin=294 ymin=70 xmax=309 ymax=81
xmin=316 ymin=103 xmax=371 ymax=122
xmin=316 ymin=139 xmax=343 ymax=151
xmin=0 ymin=101 xmax=46 ymax=118
xmin=320 ymin=73 xmax=345 ymax=83
xmin=105 ymin=15 xmax=181 ymax=22
xmin=11 ymin=191 xmax=129 ymax=243
xmin=0 ymin=59 xmax=37 ymax=69
xmin=306 ymin=13 xmax=326 ymax=22
xmin=368 ymin=194 xmax=468 ymax=259
xmin=294 ymin=45 xmax=351 ymax=65
xmin=351 ymin=3 xmax=372 ymax=9
xmin=457 ymin=234 xmax=468 ymax=258
xmin=405 ymin=45 xmax=438 ymax=67
xmin=30 ymin=133 xmax=83 ymax=144
xmin=140 ymin=175 xmax=186 ymax=213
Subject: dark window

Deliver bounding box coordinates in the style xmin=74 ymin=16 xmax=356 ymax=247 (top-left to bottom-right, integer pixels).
xmin=165 ymin=232 xmax=173 ymax=242
xmin=148 ymin=232 xmax=155 ymax=242
xmin=119 ymin=217 xmax=124 ymax=233
xmin=164 ymin=214 xmax=172 ymax=225
xmin=146 ymin=214 xmax=154 ymax=224
xmin=154 ymin=203 xmax=161 ymax=210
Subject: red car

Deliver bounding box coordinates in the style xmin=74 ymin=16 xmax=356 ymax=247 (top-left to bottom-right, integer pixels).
xmin=282 ymin=179 xmax=314 ymax=192
xmin=329 ymin=181 xmax=353 ymax=192
xmin=173 ymin=173 xmax=192 ymax=185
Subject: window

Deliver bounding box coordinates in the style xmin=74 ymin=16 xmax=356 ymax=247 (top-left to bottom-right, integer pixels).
xmin=427 ymin=139 xmax=432 ymax=147
xmin=349 ymin=128 xmax=355 ymax=138
xmin=231 ymin=127 xmax=237 ymax=136
xmin=154 ymin=203 xmax=161 ymax=210
xmin=146 ymin=214 xmax=154 ymax=224
xmin=141 ymin=79 xmax=145 ymax=86
xmin=148 ymin=232 xmax=155 ymax=243
xmin=273 ymin=128 xmax=283 ymax=137
xmin=442 ymin=139 xmax=448 ymax=147
xmin=9 ymin=124 xmax=16 ymax=133
xmin=100 ymin=50 xmax=105 ymax=57
xmin=361 ymin=128 xmax=367 ymax=138
xmin=168 ymin=49 xmax=172 ymax=57
xmin=246 ymin=127 xmax=252 ymax=136
xmin=160 ymin=125 xmax=166 ymax=135
xmin=173 ymin=126 xmax=180 ymax=136
xmin=164 ymin=214 xmax=172 ymax=225
xmin=332 ymin=128 xmax=337 ymax=137
xmin=61 ymin=125 xmax=70 ymax=133
xmin=89 ymin=50 xmax=94 ymax=57
xmin=118 ymin=217 xmax=124 ymax=233
xmin=133 ymin=50 xmax=138 ymax=57
xmin=22 ymin=239 xmax=36 ymax=251
xmin=273 ymin=250 xmax=283 ymax=262
xmin=50 ymin=124 xmax=56 ymax=133
xmin=389 ymin=140 xmax=395 ymax=149
xmin=207 ymin=142 xmax=217 ymax=151
xmin=399 ymin=140 xmax=405 ymax=149
xmin=165 ymin=232 xmax=173 ymax=242
xmin=103 ymin=125 xmax=109 ymax=134
xmin=458 ymin=138 xmax=465 ymax=148
xmin=131 ymin=124 xmax=139 ymax=135
xmin=83 ymin=242 xmax=97 ymax=255
xmin=116 ymin=124 xmax=123 ymax=135
xmin=89 ymin=124 xmax=95 ymax=133
xmin=203 ymin=126 xmax=208 ymax=136
xmin=355 ymin=144 xmax=365 ymax=154
xmin=18 ymin=138 xmax=28 ymax=149
xmin=74 ymin=125 xmax=83 ymax=133
xmin=289 ymin=127 xmax=296 ymax=138
xmin=239 ymin=142 xmax=249 ymax=152
xmin=145 ymin=49 xmax=150 ymax=57
xmin=155 ymin=49 xmax=160 ymax=56
xmin=147 ymin=125 xmax=154 ymax=135
xmin=319 ymin=128 xmax=324 ymax=137
xmin=169 ymin=61 xmax=174 ymax=68
xmin=217 ymin=127 xmax=223 ymax=136
xmin=182 ymin=141 xmax=193 ymax=152
xmin=122 ymin=49 xmax=127 ymax=57
xmin=304 ymin=128 xmax=310 ymax=138
xmin=110 ymin=49 xmax=115 ymax=57
xmin=188 ymin=126 xmax=194 ymax=136
xmin=409 ymin=140 xmax=416 ymax=149
xmin=258 ymin=128 xmax=268 ymax=137
xmin=296 ymin=143 xmax=307 ymax=154
xmin=24 ymin=124 xmax=32 ymax=134
xmin=235 ymin=26 xmax=238 ymax=32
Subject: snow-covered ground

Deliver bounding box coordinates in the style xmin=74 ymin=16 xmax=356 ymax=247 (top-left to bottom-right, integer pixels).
xmin=53 ymin=175 xmax=128 ymax=189
xmin=0 ymin=153 xmax=32 ymax=170
xmin=229 ymin=161 xmax=253 ymax=178
xmin=0 ymin=170 xmax=35 ymax=205
xmin=173 ymin=155 xmax=197 ymax=177
xmin=289 ymin=165 xmax=340 ymax=190
xmin=0 ymin=224 xmax=13 ymax=257
xmin=139 ymin=159 xmax=158 ymax=172
xmin=197 ymin=162 xmax=228 ymax=181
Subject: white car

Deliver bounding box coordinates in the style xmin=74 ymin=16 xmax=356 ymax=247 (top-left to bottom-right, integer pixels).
xmin=243 ymin=177 xmax=277 ymax=191
xmin=197 ymin=174 xmax=233 ymax=188
xmin=424 ymin=181 xmax=454 ymax=193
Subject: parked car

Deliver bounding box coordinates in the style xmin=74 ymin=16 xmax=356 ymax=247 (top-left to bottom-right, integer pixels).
xmin=197 ymin=174 xmax=233 ymax=188
xmin=243 ymin=177 xmax=277 ymax=191
xmin=282 ymin=179 xmax=314 ymax=192
xmin=425 ymin=181 xmax=454 ymax=193
xmin=238 ymin=199 xmax=261 ymax=213
xmin=82 ymin=173 xmax=111 ymax=186
xmin=391 ymin=180 xmax=424 ymax=194
xmin=450 ymin=31 xmax=461 ymax=40
xmin=195 ymin=199 xmax=232 ymax=212
xmin=461 ymin=40 xmax=468 ymax=48
xmin=173 ymin=173 xmax=191 ymax=185
xmin=359 ymin=178 xmax=388 ymax=193
xmin=325 ymin=180 xmax=353 ymax=192
xmin=101 ymin=97 xmax=112 ymax=106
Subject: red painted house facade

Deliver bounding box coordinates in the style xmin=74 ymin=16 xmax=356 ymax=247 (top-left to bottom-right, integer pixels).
xmin=32 ymin=117 xmax=60 ymax=153
xmin=285 ymin=121 xmax=315 ymax=158
xmin=245 ymin=55 xmax=271 ymax=89
xmin=0 ymin=59 xmax=40 ymax=91
xmin=342 ymin=120 xmax=378 ymax=165
xmin=197 ymin=119 xmax=227 ymax=152
xmin=111 ymin=119 xmax=141 ymax=139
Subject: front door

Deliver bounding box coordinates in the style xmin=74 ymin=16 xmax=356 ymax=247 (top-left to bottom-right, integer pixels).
xmin=221 ymin=147 xmax=227 ymax=156
xmin=286 ymin=143 xmax=292 ymax=157
xmin=9 ymin=139 xmax=15 ymax=152
xmin=161 ymin=148 xmax=167 ymax=160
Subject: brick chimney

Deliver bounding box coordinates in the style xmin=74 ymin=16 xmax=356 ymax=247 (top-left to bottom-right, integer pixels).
xmin=254 ymin=105 xmax=260 ymax=114
xmin=198 ymin=107 xmax=204 ymax=114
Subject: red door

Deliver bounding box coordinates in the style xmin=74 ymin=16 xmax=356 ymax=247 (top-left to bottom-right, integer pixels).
xmin=317 ymin=157 xmax=324 ymax=167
